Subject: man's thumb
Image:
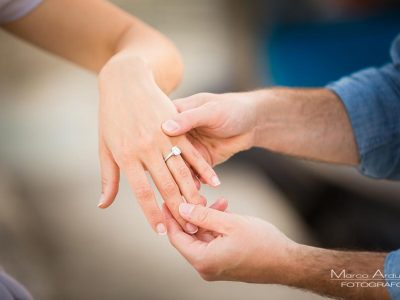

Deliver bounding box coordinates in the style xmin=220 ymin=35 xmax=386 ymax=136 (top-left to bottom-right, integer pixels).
xmin=162 ymin=118 xmax=185 ymax=136
xmin=162 ymin=107 xmax=211 ymax=136
xmin=178 ymin=202 xmax=232 ymax=234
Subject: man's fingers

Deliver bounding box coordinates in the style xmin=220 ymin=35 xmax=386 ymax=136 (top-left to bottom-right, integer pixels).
xmin=124 ymin=162 xmax=166 ymax=235
xmin=163 ymin=204 xmax=202 ymax=260
xmin=98 ymin=148 xmax=120 ymax=208
xmin=162 ymin=105 xmax=216 ymax=136
xmin=173 ymin=93 xmax=210 ymax=112
xmin=196 ymin=197 xmax=229 ymax=238
xmin=179 ymin=202 xmax=233 ymax=234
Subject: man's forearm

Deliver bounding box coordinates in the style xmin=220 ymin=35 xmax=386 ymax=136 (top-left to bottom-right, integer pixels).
xmin=278 ymin=245 xmax=390 ymax=300
xmin=253 ymin=88 xmax=359 ymax=165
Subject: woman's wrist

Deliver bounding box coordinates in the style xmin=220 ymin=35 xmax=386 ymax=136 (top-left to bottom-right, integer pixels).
xmin=98 ymin=52 xmax=161 ymax=98
xmin=100 ymin=51 xmax=153 ymax=81
xmin=110 ymin=24 xmax=184 ymax=94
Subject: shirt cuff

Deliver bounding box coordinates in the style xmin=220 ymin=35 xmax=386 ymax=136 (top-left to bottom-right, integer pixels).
xmin=385 ymin=250 xmax=400 ymax=299
xmin=327 ymin=65 xmax=400 ymax=179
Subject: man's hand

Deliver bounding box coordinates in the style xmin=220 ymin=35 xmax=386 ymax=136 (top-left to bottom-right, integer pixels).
xmin=163 ymin=201 xmax=297 ymax=283
xmin=164 ymin=202 xmax=390 ymax=300
xmin=162 ymin=92 xmax=261 ymax=167
xmin=163 ymin=88 xmax=359 ymax=167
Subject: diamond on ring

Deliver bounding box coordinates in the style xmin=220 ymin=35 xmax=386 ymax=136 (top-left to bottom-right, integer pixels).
xmin=164 ymin=146 xmax=182 ymax=162
xmin=171 ymin=146 xmax=181 ymax=156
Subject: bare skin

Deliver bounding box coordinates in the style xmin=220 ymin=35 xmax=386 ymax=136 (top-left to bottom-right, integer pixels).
xmin=162 ymin=88 xmax=390 ymax=299
xmin=2 ymin=0 xmax=220 ymax=234
xmin=162 ymin=88 xmax=358 ymax=166
xmin=164 ymin=202 xmax=390 ymax=300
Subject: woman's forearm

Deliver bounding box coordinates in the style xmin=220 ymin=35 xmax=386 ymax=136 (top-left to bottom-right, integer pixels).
xmin=253 ymin=88 xmax=359 ymax=165
xmin=3 ymin=0 xmax=183 ymax=93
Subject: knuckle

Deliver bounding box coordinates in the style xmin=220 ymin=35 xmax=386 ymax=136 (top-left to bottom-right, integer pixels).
xmin=135 ymin=184 xmax=153 ymax=201
xmin=161 ymin=180 xmax=178 ymax=198
xmin=137 ymin=136 xmax=156 ymax=152
xmin=147 ymin=207 xmax=162 ymax=222
xmin=203 ymin=101 xmax=219 ymax=111
xmin=101 ymin=176 xmax=119 ymax=187
xmin=190 ymin=148 xmax=202 ymax=160
xmin=196 ymin=92 xmax=213 ymax=99
xmin=116 ymin=134 xmax=157 ymax=164
xmin=116 ymin=148 xmax=134 ymax=165
xmin=187 ymin=190 xmax=201 ymax=204
xmin=176 ymin=164 xmax=191 ymax=179
xmin=136 ymin=139 xmax=156 ymax=154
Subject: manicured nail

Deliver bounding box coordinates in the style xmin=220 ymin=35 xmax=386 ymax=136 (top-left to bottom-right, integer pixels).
xmin=162 ymin=120 xmax=180 ymax=132
xmin=156 ymin=223 xmax=167 ymax=235
xmin=179 ymin=203 xmax=195 ymax=217
xmin=211 ymin=175 xmax=221 ymax=187
xmin=185 ymin=223 xmax=198 ymax=234
xmin=97 ymin=193 xmax=105 ymax=208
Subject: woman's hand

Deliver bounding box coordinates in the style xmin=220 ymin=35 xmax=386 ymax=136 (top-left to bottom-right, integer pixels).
xmin=163 ymin=200 xmax=298 ymax=283
xmin=97 ymin=54 xmax=220 ymax=234
xmin=162 ymin=92 xmax=261 ymax=167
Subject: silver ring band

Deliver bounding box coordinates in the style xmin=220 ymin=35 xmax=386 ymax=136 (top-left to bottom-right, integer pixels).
xmin=164 ymin=146 xmax=182 ymax=162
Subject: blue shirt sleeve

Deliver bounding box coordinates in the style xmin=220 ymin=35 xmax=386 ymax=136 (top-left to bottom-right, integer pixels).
xmin=385 ymin=250 xmax=400 ymax=299
xmin=327 ymin=34 xmax=400 ymax=180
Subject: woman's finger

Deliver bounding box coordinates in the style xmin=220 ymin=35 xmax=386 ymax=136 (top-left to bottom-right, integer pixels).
xmin=165 ymin=151 xmax=206 ymax=205
xmin=179 ymin=140 xmax=220 ymax=187
xmin=162 ymin=204 xmax=201 ymax=261
xmin=209 ymin=197 xmax=228 ymax=211
xmin=123 ymin=162 xmax=166 ymax=235
xmin=184 ymin=160 xmax=201 ymax=191
xmin=145 ymin=155 xmax=199 ymax=234
xmin=98 ymin=145 xmax=120 ymax=208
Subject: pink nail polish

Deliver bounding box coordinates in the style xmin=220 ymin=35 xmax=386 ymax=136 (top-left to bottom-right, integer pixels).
xmin=97 ymin=193 xmax=105 ymax=208
xmin=211 ymin=175 xmax=221 ymax=187
xmin=156 ymin=223 xmax=167 ymax=235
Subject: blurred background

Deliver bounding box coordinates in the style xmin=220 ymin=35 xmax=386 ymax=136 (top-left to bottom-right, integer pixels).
xmin=1 ymin=0 xmax=400 ymax=299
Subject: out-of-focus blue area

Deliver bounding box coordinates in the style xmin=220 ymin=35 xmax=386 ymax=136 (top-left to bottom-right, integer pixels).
xmin=260 ymin=12 xmax=400 ymax=87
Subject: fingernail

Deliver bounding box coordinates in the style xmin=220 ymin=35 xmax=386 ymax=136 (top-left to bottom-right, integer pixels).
xmin=179 ymin=203 xmax=195 ymax=217
xmin=156 ymin=223 xmax=167 ymax=235
xmin=162 ymin=120 xmax=180 ymax=132
xmin=97 ymin=193 xmax=105 ymax=208
xmin=211 ymin=175 xmax=221 ymax=187
xmin=185 ymin=223 xmax=198 ymax=234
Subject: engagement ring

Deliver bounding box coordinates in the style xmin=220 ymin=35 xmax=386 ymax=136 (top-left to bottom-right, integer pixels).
xmin=164 ymin=146 xmax=182 ymax=162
